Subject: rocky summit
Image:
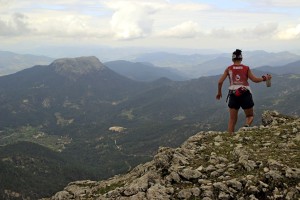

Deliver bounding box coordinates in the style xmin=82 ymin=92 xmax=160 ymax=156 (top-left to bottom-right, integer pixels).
xmin=50 ymin=56 xmax=106 ymax=80
xmin=43 ymin=111 xmax=300 ymax=200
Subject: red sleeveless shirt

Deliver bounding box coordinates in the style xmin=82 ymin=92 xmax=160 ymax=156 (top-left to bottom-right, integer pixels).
xmin=227 ymin=64 xmax=250 ymax=90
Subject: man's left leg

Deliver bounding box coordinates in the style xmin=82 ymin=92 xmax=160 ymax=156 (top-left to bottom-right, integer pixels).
xmin=243 ymin=107 xmax=254 ymax=127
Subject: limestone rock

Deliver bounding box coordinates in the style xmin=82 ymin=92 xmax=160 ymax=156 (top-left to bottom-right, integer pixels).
xmin=43 ymin=111 xmax=300 ymax=200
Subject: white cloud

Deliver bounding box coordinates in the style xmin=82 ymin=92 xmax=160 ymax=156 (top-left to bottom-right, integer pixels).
xmin=29 ymin=12 xmax=111 ymax=39
xmin=0 ymin=0 xmax=300 ymax=52
xmin=158 ymin=21 xmax=202 ymax=38
xmin=209 ymin=23 xmax=278 ymax=39
xmin=172 ymin=3 xmax=211 ymax=11
xmin=0 ymin=0 xmax=10 ymax=6
xmin=104 ymin=1 xmax=210 ymax=40
xmin=248 ymin=0 xmax=300 ymax=7
xmin=277 ymin=24 xmax=300 ymax=40
xmin=105 ymin=1 xmax=162 ymax=40
xmin=209 ymin=28 xmax=234 ymax=38
xmin=0 ymin=0 xmax=11 ymax=6
xmin=240 ymin=23 xmax=278 ymax=39
xmin=0 ymin=0 xmax=112 ymax=39
xmin=35 ymin=15 xmax=89 ymax=36
xmin=0 ymin=0 xmax=16 ymax=13
xmin=0 ymin=13 xmax=31 ymax=36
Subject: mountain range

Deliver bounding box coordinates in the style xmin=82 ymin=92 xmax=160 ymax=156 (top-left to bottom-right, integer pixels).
xmin=104 ymin=60 xmax=186 ymax=81
xmin=133 ymin=50 xmax=300 ymax=77
xmin=0 ymin=51 xmax=53 ymax=76
xmin=255 ymin=60 xmax=300 ymax=75
xmin=0 ymin=56 xmax=299 ymax=199
xmin=1 ymin=50 xmax=300 ymax=79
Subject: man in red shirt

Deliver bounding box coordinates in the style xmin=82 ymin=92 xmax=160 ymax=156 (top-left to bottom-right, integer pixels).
xmin=216 ymin=49 xmax=272 ymax=133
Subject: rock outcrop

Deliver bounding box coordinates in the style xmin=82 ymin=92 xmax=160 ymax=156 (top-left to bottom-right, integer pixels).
xmin=50 ymin=56 xmax=106 ymax=80
xmin=43 ymin=111 xmax=300 ymax=200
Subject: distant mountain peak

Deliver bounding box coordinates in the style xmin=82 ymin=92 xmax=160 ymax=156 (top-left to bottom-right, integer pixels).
xmin=50 ymin=56 xmax=106 ymax=79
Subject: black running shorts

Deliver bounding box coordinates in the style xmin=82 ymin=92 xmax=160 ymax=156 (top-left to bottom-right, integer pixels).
xmin=228 ymin=91 xmax=254 ymax=110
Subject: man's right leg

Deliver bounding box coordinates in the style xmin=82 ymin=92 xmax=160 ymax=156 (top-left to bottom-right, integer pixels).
xmin=228 ymin=108 xmax=239 ymax=133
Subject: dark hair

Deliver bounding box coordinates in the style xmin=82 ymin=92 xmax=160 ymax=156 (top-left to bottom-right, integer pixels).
xmin=232 ymin=49 xmax=243 ymax=61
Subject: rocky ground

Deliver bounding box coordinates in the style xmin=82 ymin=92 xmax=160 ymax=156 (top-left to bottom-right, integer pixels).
xmin=43 ymin=111 xmax=300 ymax=200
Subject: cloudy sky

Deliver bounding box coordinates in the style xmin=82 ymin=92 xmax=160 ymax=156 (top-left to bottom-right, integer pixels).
xmin=1 ymin=0 xmax=300 ymax=55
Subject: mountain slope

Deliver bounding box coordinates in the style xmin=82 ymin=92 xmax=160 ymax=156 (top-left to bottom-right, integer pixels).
xmin=134 ymin=52 xmax=217 ymax=69
xmin=0 ymin=56 xmax=145 ymax=130
xmin=43 ymin=111 xmax=300 ymax=200
xmin=0 ymin=56 xmax=151 ymax=199
xmin=0 ymin=142 xmax=96 ymax=200
xmin=0 ymin=51 xmax=54 ymax=76
xmin=255 ymin=60 xmax=300 ymax=75
xmin=245 ymin=50 xmax=300 ymax=67
xmin=105 ymin=60 xmax=186 ymax=81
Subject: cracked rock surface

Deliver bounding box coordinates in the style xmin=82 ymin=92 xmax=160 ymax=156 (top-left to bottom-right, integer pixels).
xmin=42 ymin=111 xmax=300 ymax=200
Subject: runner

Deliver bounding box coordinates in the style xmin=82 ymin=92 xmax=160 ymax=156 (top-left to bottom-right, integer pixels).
xmin=216 ymin=49 xmax=272 ymax=133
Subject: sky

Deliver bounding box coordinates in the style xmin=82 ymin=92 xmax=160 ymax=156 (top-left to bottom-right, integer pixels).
xmin=1 ymin=0 xmax=300 ymax=56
